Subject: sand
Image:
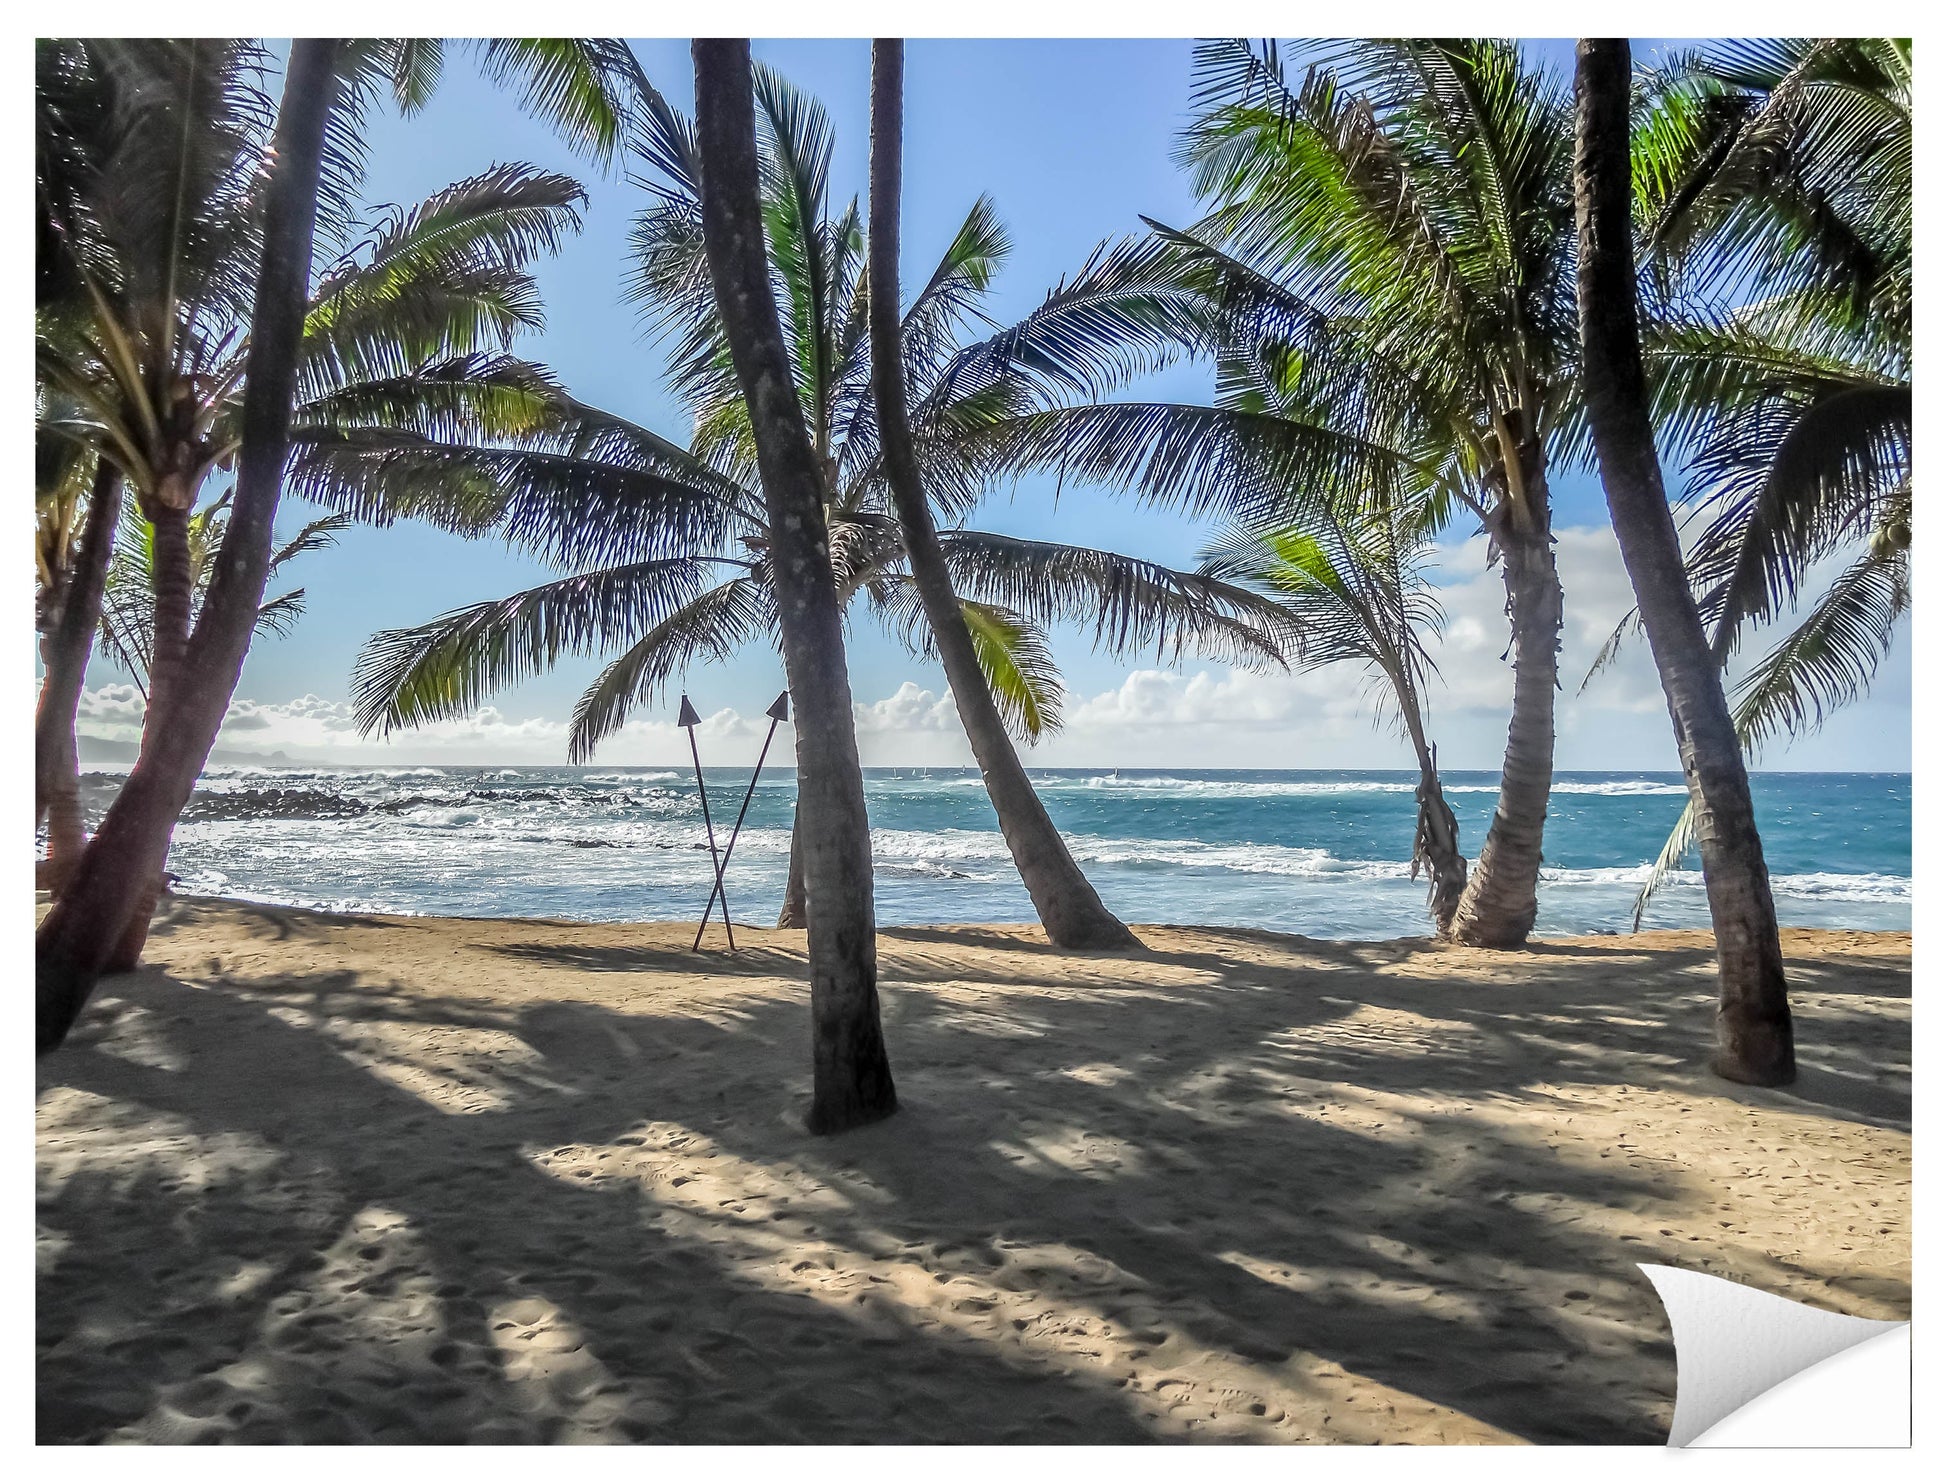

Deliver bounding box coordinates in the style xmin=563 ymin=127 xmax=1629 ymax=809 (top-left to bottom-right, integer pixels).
xmin=36 ymin=898 xmax=1909 ymax=1445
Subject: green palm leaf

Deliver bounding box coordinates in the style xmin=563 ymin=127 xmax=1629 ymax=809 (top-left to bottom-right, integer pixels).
xmin=351 ymin=557 xmax=717 ymax=737
xmin=960 ymin=600 xmax=1063 ymax=741
xmin=566 ymin=576 xmax=776 ymax=761
xmin=938 ymin=529 xmax=1291 ymax=668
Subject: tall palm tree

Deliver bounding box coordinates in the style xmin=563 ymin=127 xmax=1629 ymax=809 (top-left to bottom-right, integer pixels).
xmin=39 ymin=132 xmax=590 ymax=958
xmin=1200 ymin=501 xmax=1467 ymax=933
xmin=35 ymin=446 xmax=122 ymax=880
xmin=348 ymin=63 xmax=1284 ymax=932
xmin=1573 ymin=38 xmax=1793 ymax=1086
xmin=36 ymin=38 xmax=648 ymax=1047
xmin=692 ymin=37 xmax=894 ymax=1134
xmin=867 ymin=40 xmax=1137 ymax=949
xmin=981 ymin=39 xmax=1580 ymax=948
xmin=1592 ymin=39 xmax=1910 ymax=925
xmin=38 ymin=38 xmax=341 ymax=1053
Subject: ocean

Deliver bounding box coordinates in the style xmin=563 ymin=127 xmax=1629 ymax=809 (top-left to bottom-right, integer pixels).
xmin=80 ymin=766 xmax=1910 ymax=939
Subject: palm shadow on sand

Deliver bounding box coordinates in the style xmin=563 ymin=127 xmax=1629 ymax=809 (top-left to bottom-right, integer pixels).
xmin=37 ymin=908 xmax=1910 ymax=1443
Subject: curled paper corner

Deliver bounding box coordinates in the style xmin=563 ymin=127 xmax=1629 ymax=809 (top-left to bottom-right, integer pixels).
xmin=1640 ymin=1263 xmax=1908 ymax=1447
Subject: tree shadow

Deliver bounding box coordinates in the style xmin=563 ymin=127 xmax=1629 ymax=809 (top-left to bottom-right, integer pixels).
xmin=37 ymin=917 xmax=1909 ymax=1444
xmin=38 ymin=974 xmax=1156 ymax=1444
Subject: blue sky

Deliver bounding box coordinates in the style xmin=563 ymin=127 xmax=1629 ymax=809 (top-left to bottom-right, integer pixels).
xmin=77 ymin=39 xmax=1911 ymax=772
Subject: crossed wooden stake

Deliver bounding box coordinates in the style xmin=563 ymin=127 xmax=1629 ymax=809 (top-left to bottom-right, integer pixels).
xmin=679 ymin=690 xmax=790 ymax=953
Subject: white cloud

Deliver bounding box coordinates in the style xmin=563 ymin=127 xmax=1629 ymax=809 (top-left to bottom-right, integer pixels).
xmin=73 ymin=681 xmax=795 ymax=766
xmin=76 ymin=682 xmax=147 ymax=736
xmin=1007 ymin=524 xmax=1675 ymax=768
xmin=855 ymin=681 xmax=960 ymax=734
xmin=63 ymin=525 xmax=1906 ymax=772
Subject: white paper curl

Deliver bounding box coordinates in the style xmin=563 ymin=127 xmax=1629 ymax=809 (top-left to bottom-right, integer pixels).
xmin=1640 ymin=1263 xmax=1909 ymax=1446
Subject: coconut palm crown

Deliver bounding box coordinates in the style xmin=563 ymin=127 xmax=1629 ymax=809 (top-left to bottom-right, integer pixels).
xmin=970 ymin=39 xmax=1582 ymax=946
xmin=350 ymin=65 xmax=1289 ymax=762
xmin=1594 ymin=38 xmax=1910 ymax=923
xmin=34 ymin=39 xmax=670 ymax=723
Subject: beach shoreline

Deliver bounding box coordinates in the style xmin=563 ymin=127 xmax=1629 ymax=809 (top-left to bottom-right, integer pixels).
xmin=38 ymin=900 xmax=1911 ymax=1444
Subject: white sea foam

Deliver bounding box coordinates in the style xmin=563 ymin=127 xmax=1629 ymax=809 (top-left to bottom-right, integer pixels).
xmin=868 ymin=827 xmax=1410 ymax=880
xmin=924 ymin=773 xmax=1690 ymax=799
xmin=1539 ymin=863 xmax=1910 ymax=904
xmin=145 ymin=763 xmax=1905 ymax=931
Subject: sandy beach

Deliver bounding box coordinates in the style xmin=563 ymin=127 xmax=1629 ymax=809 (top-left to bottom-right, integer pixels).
xmin=36 ymin=898 xmax=1910 ymax=1444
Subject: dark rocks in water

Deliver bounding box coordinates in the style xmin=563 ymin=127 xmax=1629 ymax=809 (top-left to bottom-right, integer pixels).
xmin=182 ymin=788 xmax=367 ymax=823
xmin=567 ymin=839 xmax=620 ymax=849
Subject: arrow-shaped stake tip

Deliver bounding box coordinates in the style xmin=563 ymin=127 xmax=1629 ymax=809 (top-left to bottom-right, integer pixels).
xmin=766 ymin=690 xmax=790 ymax=723
xmin=677 ymin=694 xmax=701 ymax=729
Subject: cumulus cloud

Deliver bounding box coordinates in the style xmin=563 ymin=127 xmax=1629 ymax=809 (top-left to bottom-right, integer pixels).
xmin=855 ymin=681 xmax=960 ymax=734
xmin=1415 ymin=525 xmax=1668 ymax=717
xmin=62 ymin=523 xmax=1904 ymax=772
xmin=76 ymin=682 xmax=148 ymax=736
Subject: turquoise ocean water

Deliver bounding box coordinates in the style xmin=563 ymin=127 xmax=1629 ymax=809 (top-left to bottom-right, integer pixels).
xmin=84 ymin=765 xmax=1909 ymax=939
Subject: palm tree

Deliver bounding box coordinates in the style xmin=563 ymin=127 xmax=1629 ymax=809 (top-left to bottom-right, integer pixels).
xmin=36 ymin=38 xmax=646 ymax=1048
xmin=39 ymin=38 xmax=341 ymax=1053
xmin=1590 ymin=39 xmax=1910 ymax=931
xmin=1201 ymin=500 xmax=1468 ymax=933
xmin=35 ymin=447 xmax=122 ymax=882
xmin=980 ymin=39 xmax=1581 ymax=948
xmin=97 ymin=496 xmax=346 ymax=694
xmin=38 ymin=106 xmax=590 ymax=960
xmin=1573 ymin=38 xmax=1793 ymax=1086
xmin=348 ymin=62 xmax=1284 ymax=934
xmin=867 ymin=40 xmax=1137 ymax=949
xmin=692 ymin=37 xmax=894 ymax=1134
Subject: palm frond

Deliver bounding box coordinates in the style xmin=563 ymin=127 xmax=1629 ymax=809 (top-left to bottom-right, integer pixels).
xmin=566 ymin=576 xmax=775 ymax=761
xmin=253 ymin=586 xmax=307 ymax=639
xmin=269 ymin=512 xmax=350 ymax=572
xmin=1728 ymin=543 xmax=1908 ymax=756
xmin=980 ymin=400 xmax=1439 ymax=527
xmin=1630 ymin=798 xmax=1699 ymax=930
xmin=287 ymin=417 xmax=742 ymax=568
xmin=351 ymin=557 xmax=716 ymax=737
xmin=960 ymin=600 xmax=1063 ymax=742
xmin=471 ymin=39 xmax=644 ymax=166
xmin=938 ymin=529 xmax=1292 ymax=669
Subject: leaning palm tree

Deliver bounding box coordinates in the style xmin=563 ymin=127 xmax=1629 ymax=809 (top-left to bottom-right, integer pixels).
xmin=1201 ymin=502 xmax=1468 ymax=934
xmin=35 ymin=438 xmax=121 ymax=880
xmin=1573 ymin=37 xmax=1793 ymax=1086
xmin=39 ymin=38 xmax=340 ymax=1053
xmin=980 ymin=39 xmax=1581 ymax=948
xmin=39 ymin=144 xmax=590 ymax=960
xmin=1593 ymin=38 xmax=1910 ymax=927
xmin=868 ymin=40 xmax=1137 ymax=949
xmin=348 ymin=63 xmax=1285 ymax=936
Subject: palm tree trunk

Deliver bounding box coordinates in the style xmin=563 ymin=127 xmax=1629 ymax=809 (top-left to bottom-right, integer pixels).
xmin=94 ymin=493 xmax=196 ymax=966
xmin=37 ymin=628 xmax=89 ymax=888
xmin=868 ymin=41 xmax=1138 ymax=953
xmin=1398 ymin=701 xmax=1467 ymax=937
xmin=145 ymin=496 xmax=193 ymax=724
xmin=1448 ymin=470 xmax=1563 ymax=948
xmin=1573 ymin=38 xmax=1795 ymax=1086
xmin=693 ymin=39 xmax=896 ymax=1134
xmin=37 ymin=40 xmax=339 ymax=1054
xmin=36 ymin=458 xmax=124 ymax=892
xmin=778 ymin=803 xmax=807 ymax=928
